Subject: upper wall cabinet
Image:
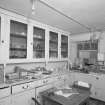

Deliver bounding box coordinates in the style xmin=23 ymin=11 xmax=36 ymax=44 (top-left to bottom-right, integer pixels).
xmin=77 ymin=40 xmax=98 ymax=51
xmin=9 ymin=20 xmax=27 ymax=59
xmin=61 ymin=35 xmax=68 ymax=58
xmin=33 ymin=27 xmax=45 ymax=58
xmin=49 ymin=31 xmax=58 ymax=58
xmin=0 ymin=11 xmax=69 ymax=63
xmin=0 ymin=13 xmax=7 ymax=63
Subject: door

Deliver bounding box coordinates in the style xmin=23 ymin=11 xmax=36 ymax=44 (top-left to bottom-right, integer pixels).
xmin=12 ymin=89 xmax=35 ymax=105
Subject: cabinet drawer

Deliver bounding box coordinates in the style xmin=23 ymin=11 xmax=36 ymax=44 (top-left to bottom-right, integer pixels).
xmin=56 ymin=75 xmax=65 ymax=80
xmin=12 ymin=83 xmax=29 ymax=94
xmin=42 ymin=76 xmax=57 ymax=84
xmin=28 ymin=80 xmax=43 ymax=88
xmin=0 ymin=87 xmax=11 ymax=98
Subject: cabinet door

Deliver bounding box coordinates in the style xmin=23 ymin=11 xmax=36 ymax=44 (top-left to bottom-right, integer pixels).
xmin=12 ymin=89 xmax=35 ymax=105
xmin=0 ymin=96 xmax=11 ymax=105
xmin=33 ymin=27 xmax=45 ymax=59
xmin=90 ymin=87 xmax=105 ymax=101
xmin=9 ymin=20 xmax=27 ymax=59
xmin=49 ymin=31 xmax=58 ymax=59
xmin=94 ymin=75 xmax=105 ymax=101
xmin=61 ymin=35 xmax=68 ymax=58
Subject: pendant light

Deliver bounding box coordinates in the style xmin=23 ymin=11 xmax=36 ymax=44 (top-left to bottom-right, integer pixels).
xmin=31 ymin=0 xmax=37 ymax=15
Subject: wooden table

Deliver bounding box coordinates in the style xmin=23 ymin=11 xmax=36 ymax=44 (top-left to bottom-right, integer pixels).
xmin=41 ymin=87 xmax=90 ymax=105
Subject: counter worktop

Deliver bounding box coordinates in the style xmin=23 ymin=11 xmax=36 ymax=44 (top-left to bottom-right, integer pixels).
xmin=0 ymin=71 xmax=69 ymax=89
xmin=70 ymin=69 xmax=105 ymax=75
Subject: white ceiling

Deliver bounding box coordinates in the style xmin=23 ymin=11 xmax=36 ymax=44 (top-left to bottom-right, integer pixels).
xmin=0 ymin=0 xmax=105 ymax=34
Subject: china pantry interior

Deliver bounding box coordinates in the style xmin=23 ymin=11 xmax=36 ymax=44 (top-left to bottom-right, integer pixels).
xmin=0 ymin=0 xmax=105 ymax=105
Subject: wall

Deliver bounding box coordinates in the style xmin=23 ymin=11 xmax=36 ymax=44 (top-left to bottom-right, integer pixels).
xmin=69 ymin=41 xmax=77 ymax=64
xmin=5 ymin=61 xmax=68 ymax=74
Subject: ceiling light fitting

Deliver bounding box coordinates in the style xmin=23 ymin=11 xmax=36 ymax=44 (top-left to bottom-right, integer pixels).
xmin=31 ymin=0 xmax=37 ymax=15
xmin=90 ymin=30 xmax=103 ymax=42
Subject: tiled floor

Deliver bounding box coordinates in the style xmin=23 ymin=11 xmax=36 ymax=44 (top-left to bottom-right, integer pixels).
xmin=89 ymin=98 xmax=105 ymax=105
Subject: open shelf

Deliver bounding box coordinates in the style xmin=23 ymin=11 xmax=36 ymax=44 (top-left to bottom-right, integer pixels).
xmin=77 ymin=40 xmax=98 ymax=50
xmin=33 ymin=49 xmax=45 ymax=51
xmin=10 ymin=33 xmax=27 ymax=38
xmin=10 ymin=48 xmax=27 ymax=51
xmin=49 ymin=40 xmax=58 ymax=43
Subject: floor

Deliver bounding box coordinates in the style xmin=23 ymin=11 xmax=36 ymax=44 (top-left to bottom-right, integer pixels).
xmin=89 ymin=98 xmax=105 ymax=105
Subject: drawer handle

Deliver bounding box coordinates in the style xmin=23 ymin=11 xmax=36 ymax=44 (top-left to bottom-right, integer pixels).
xmin=22 ymin=85 xmax=28 ymax=89
xmin=43 ymin=80 xmax=45 ymax=83
xmin=96 ymin=77 xmax=99 ymax=80
xmin=45 ymin=80 xmax=48 ymax=83
xmin=43 ymin=80 xmax=48 ymax=83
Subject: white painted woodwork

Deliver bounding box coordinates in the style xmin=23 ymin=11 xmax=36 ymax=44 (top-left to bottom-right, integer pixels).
xmin=0 ymin=96 xmax=11 ymax=105
xmin=69 ymin=72 xmax=105 ymax=102
xmin=0 ymin=8 xmax=70 ymax=64
xmin=11 ymin=89 xmax=35 ymax=105
xmin=0 ymin=87 xmax=11 ymax=99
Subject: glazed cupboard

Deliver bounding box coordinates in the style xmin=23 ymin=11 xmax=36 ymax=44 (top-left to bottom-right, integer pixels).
xmin=0 ymin=10 xmax=70 ymax=64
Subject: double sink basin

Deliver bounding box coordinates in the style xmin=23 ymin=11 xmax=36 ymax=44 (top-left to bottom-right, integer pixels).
xmin=6 ymin=72 xmax=52 ymax=84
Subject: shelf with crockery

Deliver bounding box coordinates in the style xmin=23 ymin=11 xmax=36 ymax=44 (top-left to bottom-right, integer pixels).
xmin=33 ymin=27 xmax=45 ymax=58
xmin=9 ymin=20 xmax=27 ymax=59
xmin=61 ymin=35 xmax=68 ymax=58
xmin=49 ymin=31 xmax=58 ymax=58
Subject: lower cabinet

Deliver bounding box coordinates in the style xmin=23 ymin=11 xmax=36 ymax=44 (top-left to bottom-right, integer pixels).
xmin=53 ymin=77 xmax=65 ymax=88
xmin=0 ymin=74 xmax=68 ymax=105
xmin=69 ymin=72 xmax=105 ymax=102
xmin=11 ymin=89 xmax=35 ymax=105
xmin=0 ymin=96 xmax=11 ymax=105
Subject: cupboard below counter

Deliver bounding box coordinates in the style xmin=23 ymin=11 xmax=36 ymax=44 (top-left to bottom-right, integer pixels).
xmin=0 ymin=73 xmax=68 ymax=105
xmin=69 ymin=71 xmax=105 ymax=101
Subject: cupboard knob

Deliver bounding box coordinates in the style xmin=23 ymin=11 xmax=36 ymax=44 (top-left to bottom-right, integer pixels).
xmin=2 ymin=40 xmax=4 ymax=43
xmin=96 ymin=77 xmax=99 ymax=80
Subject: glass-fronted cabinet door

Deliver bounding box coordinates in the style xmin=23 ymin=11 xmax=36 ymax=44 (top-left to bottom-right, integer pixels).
xmin=49 ymin=31 xmax=58 ymax=58
xmin=9 ymin=20 xmax=27 ymax=59
xmin=33 ymin=27 xmax=45 ymax=58
xmin=61 ymin=35 xmax=68 ymax=58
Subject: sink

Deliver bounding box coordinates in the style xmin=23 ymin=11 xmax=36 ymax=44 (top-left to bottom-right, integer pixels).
xmin=6 ymin=76 xmax=30 ymax=84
